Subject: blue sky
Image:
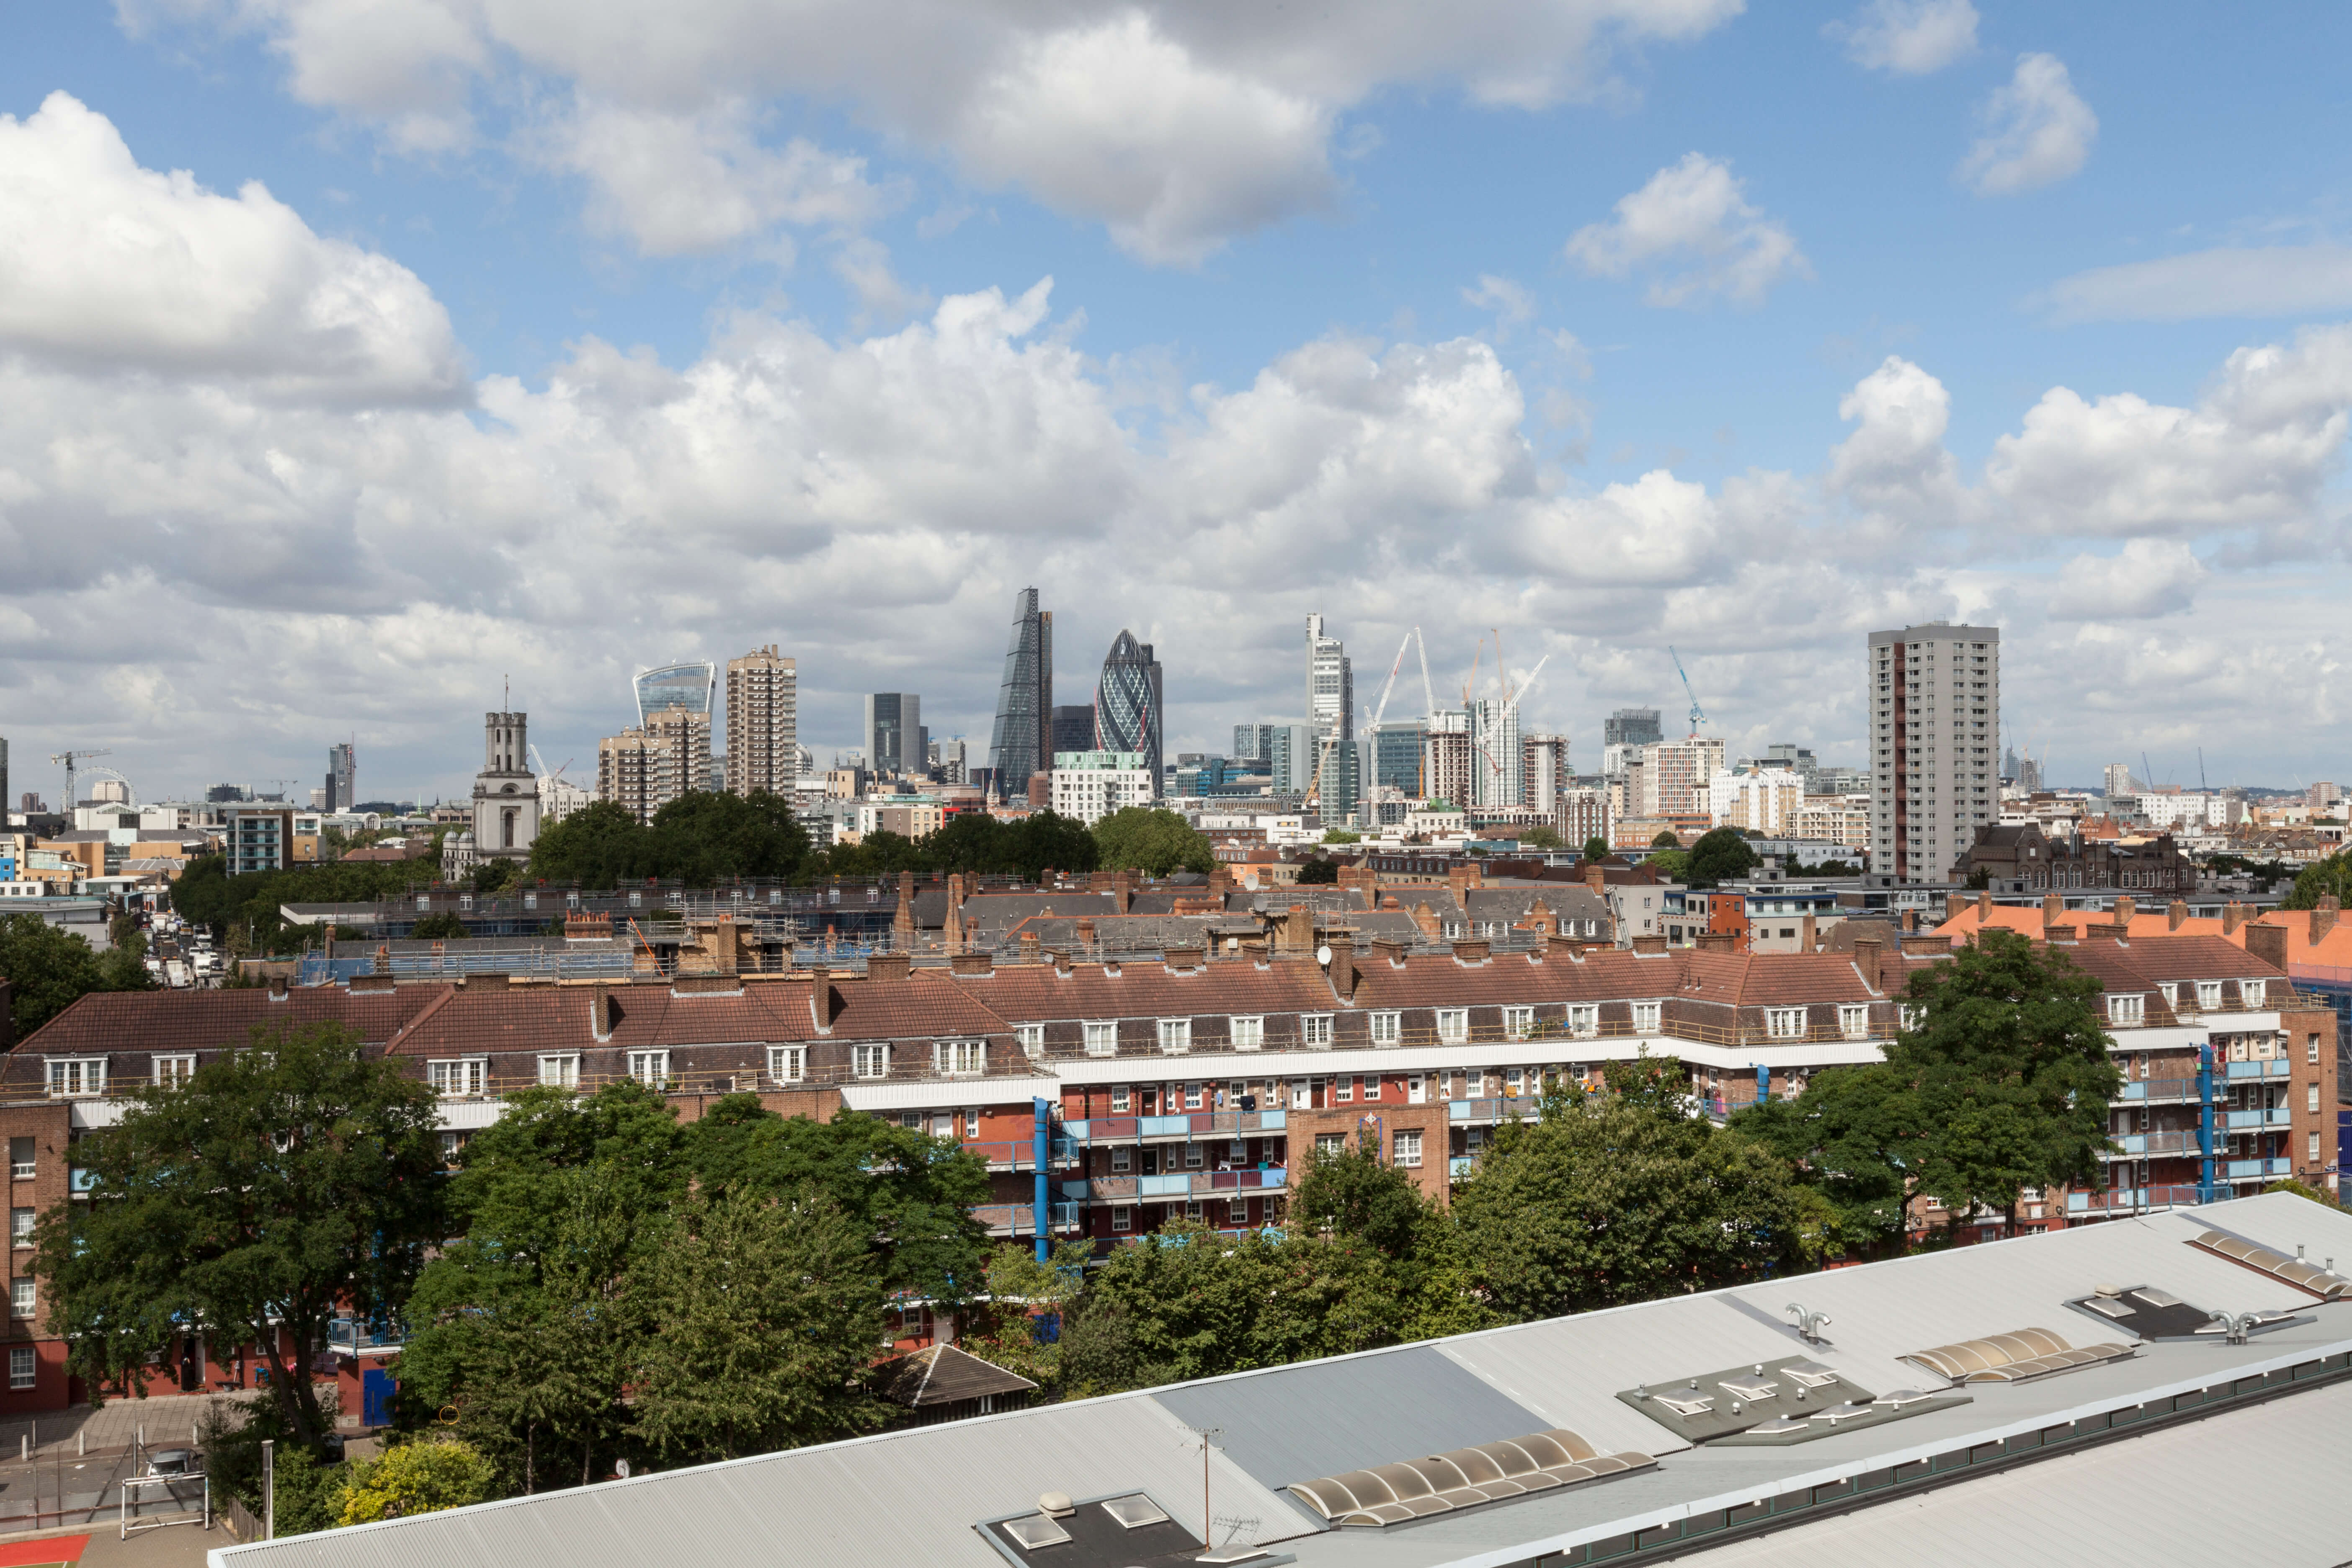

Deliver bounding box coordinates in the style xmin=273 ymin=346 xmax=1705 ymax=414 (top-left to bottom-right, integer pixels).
xmin=3 ymin=0 xmax=2351 ymax=803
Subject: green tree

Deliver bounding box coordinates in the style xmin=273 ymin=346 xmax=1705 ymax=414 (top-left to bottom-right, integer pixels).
xmin=1683 ymin=827 xmax=1761 ymax=888
xmin=1650 ymin=829 xmax=1681 ymax=848
xmin=1645 ymin=848 xmax=1690 ymax=882
xmin=1091 ymin=807 xmax=1216 ymax=876
xmin=410 ymin=911 xmax=469 ymax=940
xmin=627 ymin=1189 xmax=886 ymax=1462
xmin=1452 ymin=1063 xmax=1819 ymax=1318
xmin=449 ymin=1083 xmax=689 ymax=1260
xmin=1887 ymin=929 xmax=2120 ymax=1228
xmin=647 ymin=791 xmax=811 ymax=885
xmin=197 ymin=1390 xmax=348 ymax=1531
xmin=1582 ymin=836 xmax=1611 ymax=863
xmin=1320 ymin=829 xmax=1362 ymax=846
xmin=2282 ymin=850 xmax=2352 ymax=910
xmin=35 ymin=1022 xmax=444 ymax=1443
xmin=2262 ymin=1177 xmax=2341 ymax=1207
xmin=1292 ymin=1143 xmax=1426 ymax=1258
xmin=918 ymin=812 xmax=1012 ymax=875
xmin=963 ymin=1240 xmax=1091 ymax=1392
xmin=1518 ymin=826 xmax=1564 ymax=851
xmin=0 ymin=912 xmax=147 ymax=1036
xmin=526 ymin=801 xmax=647 ymax=890
xmin=1731 ymin=1063 xmax=1926 ymax=1254
xmin=335 ymin=1438 xmax=497 ymax=1524
xmin=1295 ymin=856 xmax=1339 ymax=885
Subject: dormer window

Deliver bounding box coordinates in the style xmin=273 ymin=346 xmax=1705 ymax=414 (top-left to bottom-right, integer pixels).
xmin=2106 ymin=994 xmax=2144 ymax=1027
xmin=2196 ymin=980 xmax=2223 ymax=1011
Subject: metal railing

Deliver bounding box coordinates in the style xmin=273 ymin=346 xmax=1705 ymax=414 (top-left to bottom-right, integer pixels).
xmin=327 ymin=1318 xmax=405 ymax=1356
xmin=1062 ymin=1109 xmax=1288 ymax=1141
xmin=970 ymin=1202 xmax=1082 ymax=1236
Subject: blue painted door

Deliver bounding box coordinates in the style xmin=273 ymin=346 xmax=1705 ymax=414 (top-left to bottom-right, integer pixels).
xmin=362 ymin=1368 xmax=395 ymax=1427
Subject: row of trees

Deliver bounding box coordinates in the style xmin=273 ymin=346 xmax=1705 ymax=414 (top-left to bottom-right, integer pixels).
xmin=0 ymin=913 xmax=153 ymax=1036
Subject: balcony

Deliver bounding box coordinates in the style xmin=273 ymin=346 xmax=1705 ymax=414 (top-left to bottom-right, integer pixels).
xmin=2223 ymin=1158 xmax=2293 ymax=1180
xmin=1448 ymin=1155 xmax=1477 ymax=1181
xmin=2066 ymin=1185 xmax=2222 ymax=1216
xmin=328 ymin=1318 xmax=405 ymax=1357
xmin=2224 ymin=1060 xmax=2291 ymax=1081
xmin=1063 ymin=1109 xmax=1287 ymax=1142
xmin=2225 ymin=1109 xmax=2292 ymax=1131
xmin=2103 ymin=1131 xmax=2201 ymax=1159
xmin=971 ymin=1202 xmax=1083 ymax=1236
xmin=1446 ymin=1097 xmax=1545 ymax=1124
xmin=1082 ymin=1168 xmax=1287 ymax=1201
xmin=2117 ymin=1078 xmax=2200 ymax=1104
xmin=962 ymin=1137 xmax=1081 ymax=1171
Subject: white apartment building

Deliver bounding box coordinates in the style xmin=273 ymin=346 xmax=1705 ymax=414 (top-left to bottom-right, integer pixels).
xmin=1635 ymin=735 xmax=1725 ymax=817
xmin=1870 ymin=623 xmax=2000 ymax=882
xmin=1049 ymin=751 xmax=1155 ymax=826
xmin=1790 ymin=793 xmax=1872 ymax=850
xmin=1709 ymin=768 xmax=1806 ymax=835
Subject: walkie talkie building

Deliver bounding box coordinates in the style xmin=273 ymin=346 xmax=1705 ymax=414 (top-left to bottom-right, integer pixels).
xmin=1093 ymin=630 xmax=1163 ymax=795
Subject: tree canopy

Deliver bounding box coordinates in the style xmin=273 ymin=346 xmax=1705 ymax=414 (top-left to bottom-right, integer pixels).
xmin=527 ymin=794 xmax=812 ymax=889
xmin=170 ymin=854 xmax=440 ymax=951
xmin=1683 ymin=827 xmax=1761 ymax=888
xmin=0 ymin=912 xmax=151 ymax=1036
xmin=1582 ymin=836 xmax=1611 ymax=862
xmin=2282 ymin=850 xmax=2352 ymax=910
xmin=1091 ymin=807 xmax=1216 ymax=876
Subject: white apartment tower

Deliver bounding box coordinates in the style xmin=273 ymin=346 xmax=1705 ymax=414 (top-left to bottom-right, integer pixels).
xmin=725 ymin=647 xmax=798 ymax=796
xmin=1870 ymin=623 xmax=2000 ymax=882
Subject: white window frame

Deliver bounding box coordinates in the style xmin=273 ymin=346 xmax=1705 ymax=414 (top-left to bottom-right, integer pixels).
xmin=1565 ymin=1005 xmax=1598 ymax=1040
xmin=1110 ymin=1145 xmax=1132 ymax=1173
xmin=1156 ymin=1019 xmax=1192 ymax=1055
xmin=7 ymin=1345 xmax=31 ymax=1389
xmin=428 ymin=1058 xmax=487 ymax=1098
xmin=1504 ymin=1067 xmax=1526 ymax=1098
xmin=1839 ymin=1004 xmax=1869 ymax=1041
xmin=627 ymin=1050 xmax=671 ymax=1087
xmin=1503 ymin=1006 xmax=1535 ymax=1041
xmin=1227 ymin=1198 xmax=1248 ymax=1225
xmin=1362 ymin=1074 xmax=1381 ymax=1102
xmin=1301 ymin=1015 xmax=1333 ymax=1047
xmin=2196 ymin=980 xmax=2223 ymax=1011
xmin=1112 ymin=1205 xmax=1133 ymax=1233
xmin=1898 ymin=1003 xmax=1924 ymax=1030
xmin=1765 ymin=1008 xmax=1806 ymax=1040
xmin=1084 ymin=1021 xmax=1119 ymax=1057
xmin=1016 ymin=1023 xmax=1046 ymax=1059
xmin=2107 ymin=994 xmax=2144 ymax=1027
xmin=1370 ymin=1011 xmax=1403 ymax=1046
xmin=2241 ymin=978 xmax=2267 ymax=1009
xmin=1336 ymin=1075 xmax=1354 ymax=1103
xmin=10 ymin=1279 xmax=33 ymax=1319
xmin=851 ymin=1044 xmax=891 ymax=1080
xmin=1393 ymin=1129 xmax=1423 ymax=1168
xmin=44 ymin=1059 xmax=105 ymax=1099
xmin=9 ymin=1209 xmax=32 ymax=1246
xmin=1184 ymin=1142 xmax=1204 ymax=1169
xmin=1632 ymin=1000 xmax=1661 ymax=1035
xmin=1111 ymin=1083 xmax=1131 ymax=1112
xmin=153 ymin=1055 xmax=196 ymax=1088
xmin=933 ymin=1039 xmax=987 ymax=1077
xmin=1314 ymin=1132 xmax=1346 ymax=1156
xmin=2156 ymin=981 xmax=2178 ymax=1007
xmin=766 ymin=1046 xmax=805 ymax=1084
xmin=1229 ymin=1016 xmax=1264 ymax=1051
xmin=1436 ymin=1009 xmax=1469 ymax=1044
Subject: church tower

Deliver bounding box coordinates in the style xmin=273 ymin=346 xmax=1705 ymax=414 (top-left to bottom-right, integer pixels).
xmin=472 ymin=709 xmax=540 ymax=859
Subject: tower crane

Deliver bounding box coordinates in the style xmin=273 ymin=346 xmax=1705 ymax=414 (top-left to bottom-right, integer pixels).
xmin=49 ymin=748 xmax=111 ymax=812
xmin=529 ymin=744 xmax=574 ymax=784
xmin=1668 ymin=647 xmax=1707 ymax=736
xmin=1473 ymin=653 xmax=1550 ymax=805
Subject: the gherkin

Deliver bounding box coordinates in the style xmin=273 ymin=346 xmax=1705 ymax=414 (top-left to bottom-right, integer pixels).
xmin=1093 ymin=630 xmax=1163 ymax=796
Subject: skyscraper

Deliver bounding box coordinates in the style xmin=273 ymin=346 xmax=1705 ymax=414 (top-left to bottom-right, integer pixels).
xmin=1870 ymin=623 xmax=2000 ymax=882
xmin=1305 ymin=614 xmax=1355 ymax=823
xmin=1469 ymin=697 xmax=1522 ymax=808
xmin=1094 ymin=631 xmax=1163 ymax=795
xmin=864 ymin=694 xmax=921 ymax=776
xmin=1233 ymin=723 xmax=1276 ymax=766
xmin=1051 ymin=704 xmax=1098 ymax=759
xmin=989 ymin=588 xmax=1052 ymax=797
xmin=1372 ymin=720 xmax=1426 ymax=793
xmin=1423 ymin=712 xmax=1473 ymax=807
xmin=325 ymin=742 xmax=355 ymax=812
xmin=725 ymin=647 xmax=797 ymax=796
xmin=1601 ymin=707 xmax=1662 ymax=778
xmin=2103 ymin=763 xmax=2138 ymax=799
xmin=634 ymin=660 xmax=716 ymax=727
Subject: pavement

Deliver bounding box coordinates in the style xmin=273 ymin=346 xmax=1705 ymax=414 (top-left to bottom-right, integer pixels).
xmin=0 ymin=1397 xmax=239 ymax=1558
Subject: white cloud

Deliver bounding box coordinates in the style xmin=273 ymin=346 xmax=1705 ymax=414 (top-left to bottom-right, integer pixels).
xmin=830 ymin=238 xmax=934 ymax=325
xmin=138 ymin=0 xmax=1749 ymax=264
xmin=548 ymin=100 xmax=884 ymax=257
xmin=1958 ymin=53 xmax=2096 ymax=196
xmin=0 ymin=91 xmax=464 ymax=402
xmin=1828 ymin=0 xmax=1978 ymax=74
xmin=1462 ymin=274 xmax=1536 ymax=328
xmin=2048 ymin=540 xmax=2207 ymax=620
xmin=1565 ymin=153 xmax=1809 ymax=307
xmin=2041 ymin=244 xmax=2352 ymax=323
xmin=1827 ymin=355 xmax=1963 ymax=522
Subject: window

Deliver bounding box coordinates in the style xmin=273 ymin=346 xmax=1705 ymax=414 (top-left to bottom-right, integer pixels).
xmin=1016 ymin=1024 xmax=1045 ymax=1059
xmin=7 ymin=1140 xmax=30 ymax=1181
xmin=1084 ymin=1021 xmax=1119 ymax=1057
xmin=1302 ymin=1015 xmax=1333 ymax=1047
xmin=1436 ymin=1009 xmax=1468 ymax=1043
xmin=533 ymin=1053 xmax=579 ymax=1088
xmin=1632 ymin=1001 xmax=1661 ymax=1035
xmin=1228 ymin=1199 xmax=1248 ymax=1225
xmin=1336 ymin=1075 xmax=1354 ymax=1102
xmin=1185 ymin=1199 xmax=1206 ymax=1220
xmin=2196 ymin=980 xmax=2223 ymax=1011
xmin=934 ymin=1039 xmax=987 ymax=1076
xmin=1362 ymin=1075 xmax=1381 ymax=1102
xmin=2310 ymin=1083 xmax=2322 ymax=1114
xmin=766 ymin=1047 xmax=805 ymax=1083
xmin=1111 ymin=1146 xmax=1131 ymax=1172
xmin=1315 ymin=1132 xmax=1346 ymax=1156
xmin=2242 ymin=979 xmax=2267 ymax=1009
xmin=1111 ymin=1083 xmax=1131 ymax=1112
xmin=1565 ymin=1005 xmax=1598 ymax=1040
xmin=2311 ymin=1034 xmax=2322 ymax=1064
xmin=44 ymin=1059 xmax=105 ymax=1099
xmin=851 ymin=1044 xmax=890 ymax=1080
xmin=1407 ymin=1074 xmax=1426 ymax=1104
xmin=1393 ymin=1129 xmax=1423 ymax=1168
xmin=7 ymin=1346 xmax=30 ymax=1390
xmin=1504 ymin=1067 xmax=1526 ymax=1098
xmin=965 ymin=1109 xmax=980 ymax=1139
xmin=1370 ymin=1011 xmax=1402 ymax=1046
xmin=1156 ymin=1019 xmax=1192 ymax=1054
xmin=1184 ymin=1143 xmax=1204 ymax=1169
xmin=1898 ymin=1003 xmax=1924 ymax=1030
xmin=2107 ymin=994 xmax=2144 ymax=1026
xmin=2157 ymin=982 xmax=2178 ymax=1007
xmin=1765 ymin=1008 xmax=1805 ymax=1039
xmin=10 ymin=1210 xmax=31 ymax=1246
xmin=1230 ymin=1016 xmax=1264 ymax=1051
xmin=1503 ymin=1006 xmax=1534 ymax=1041
xmin=1839 ymin=1004 xmax=1869 ymax=1041
xmin=626 ymin=1050 xmax=671 ymax=1086
xmin=428 ymin=1059 xmax=486 ymax=1097
xmin=10 ymin=1280 xmax=32 ymax=1319
xmin=1184 ymin=1082 xmax=1204 ymax=1110
xmin=1112 ymin=1205 xmax=1133 ymax=1233
xmin=153 ymin=1055 xmax=195 ymax=1088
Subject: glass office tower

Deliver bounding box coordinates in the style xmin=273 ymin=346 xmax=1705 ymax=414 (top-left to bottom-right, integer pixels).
xmin=1093 ymin=631 xmax=1163 ymax=794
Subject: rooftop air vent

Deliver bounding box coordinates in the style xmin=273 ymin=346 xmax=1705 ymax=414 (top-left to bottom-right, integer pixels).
xmin=1287 ymin=1429 xmax=1655 ymax=1529
xmin=2063 ymin=1284 xmax=2305 ymax=1342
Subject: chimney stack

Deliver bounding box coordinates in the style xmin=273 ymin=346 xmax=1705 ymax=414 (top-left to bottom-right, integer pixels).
xmin=1977 ymin=889 xmax=1991 ymax=919
xmin=1853 ymin=935 xmax=1883 ymax=993
xmin=867 ymin=953 xmax=911 ymax=984
xmin=2223 ymin=902 xmax=2248 ymax=936
xmin=2169 ymin=900 xmax=2188 ymax=932
xmin=1326 ymin=933 xmax=1358 ymax=1000
xmin=2115 ymin=895 xmax=2136 ymax=928
xmin=2244 ymin=920 xmax=2288 ymax=972
xmin=2312 ymin=895 xmax=2340 ymax=945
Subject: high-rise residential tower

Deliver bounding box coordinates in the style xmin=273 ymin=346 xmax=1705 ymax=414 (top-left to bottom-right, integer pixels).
xmin=988 ymin=588 xmax=1053 ymax=797
xmin=1094 ymin=631 xmax=1163 ymax=795
xmin=1601 ymin=707 xmax=1662 ymax=778
xmin=1233 ymin=723 xmax=1276 ymax=767
xmin=1305 ymin=614 xmax=1355 ymax=823
xmin=864 ymin=694 xmax=921 ymax=777
xmin=1870 ymin=623 xmax=2000 ymax=882
xmin=725 ymin=647 xmax=797 ymax=796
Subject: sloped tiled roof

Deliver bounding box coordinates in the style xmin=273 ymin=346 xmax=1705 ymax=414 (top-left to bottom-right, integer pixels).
xmin=944 ymin=957 xmax=1339 ymax=1022
xmin=20 ymin=984 xmax=453 ymax=1056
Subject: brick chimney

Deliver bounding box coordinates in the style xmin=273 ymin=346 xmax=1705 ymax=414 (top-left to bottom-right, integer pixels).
xmin=2115 ymin=895 xmax=2136 ymax=928
xmin=1019 ymin=928 xmax=1042 ymax=961
xmin=1452 ymin=938 xmax=1491 ymax=964
xmin=1373 ymin=936 xmax=1410 ymax=967
xmin=2169 ymin=900 xmax=2188 ymax=932
xmin=1447 ymin=862 xmax=1483 ymax=899
xmin=1901 ymin=910 xmax=1916 ymax=933
xmin=1075 ymin=917 xmax=1097 ymax=953
xmin=1800 ymin=913 xmax=1817 ymax=952
xmin=1852 ymin=936 xmax=1883 ymax=993
xmin=2311 ymin=895 xmax=2339 ymax=945
xmin=1901 ymin=934 xmax=1953 ymax=955
xmin=1326 ymin=933 xmax=1359 ymax=1000
xmin=1113 ymin=871 xmax=1134 ymax=914
xmin=1410 ymin=900 xmax=1442 ymax=941
xmin=592 ymin=987 xmax=617 ymax=1039
xmin=1583 ymin=861 xmax=1606 ymax=895
xmin=1632 ymin=934 xmax=1668 ymax=954
xmin=714 ymin=913 xmax=738 ymax=977
xmin=892 ymin=872 xmax=916 ymax=939
xmin=1977 ymin=889 xmax=1991 ymax=919
xmin=2223 ymin=902 xmax=2248 ymax=936
xmin=1946 ymin=892 xmax=1966 ymax=924
xmin=2244 ymin=920 xmax=2288 ymax=972
xmin=2043 ymin=892 xmax=2063 ymax=931
xmin=949 ymin=951 xmax=993 ymax=976
xmin=867 ymin=953 xmax=911 ymax=984
xmin=1164 ymin=946 xmax=1206 ymax=974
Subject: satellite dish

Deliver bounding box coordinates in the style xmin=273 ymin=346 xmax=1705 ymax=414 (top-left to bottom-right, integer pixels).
xmin=1315 ymin=944 xmax=1333 ymax=966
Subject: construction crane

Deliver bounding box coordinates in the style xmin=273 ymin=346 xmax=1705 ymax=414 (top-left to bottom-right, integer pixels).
xmin=49 ymin=748 xmax=111 ymax=812
xmin=1472 ymin=650 xmax=1551 ymax=806
xmin=529 ymin=744 xmax=575 ymax=784
xmin=1668 ymin=647 xmax=1707 ymax=736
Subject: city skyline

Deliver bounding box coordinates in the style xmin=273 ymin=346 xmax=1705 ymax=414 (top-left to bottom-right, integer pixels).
xmin=6 ymin=8 xmax=2352 ymax=799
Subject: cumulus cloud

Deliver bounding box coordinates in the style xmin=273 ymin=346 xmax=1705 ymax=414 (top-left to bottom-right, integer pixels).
xmin=1959 ymin=53 xmax=2096 ymax=196
xmin=2041 ymin=244 xmax=2352 ymax=323
xmin=1462 ymin=274 xmax=1537 ymax=328
xmin=2048 ymin=540 xmax=2208 ymax=620
xmin=134 ymin=0 xmax=1748 ymax=263
xmin=1565 ymin=153 xmax=1809 ymax=307
xmin=1828 ymin=355 xmax=1963 ymax=523
xmin=1828 ymin=0 xmax=1978 ymax=74
xmin=0 ymin=91 xmax=465 ymax=402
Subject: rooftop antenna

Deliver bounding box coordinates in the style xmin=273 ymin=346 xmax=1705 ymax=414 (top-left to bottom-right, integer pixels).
xmin=1182 ymin=1426 xmax=1225 ymax=1551
xmin=2141 ymin=750 xmax=2153 ymax=794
